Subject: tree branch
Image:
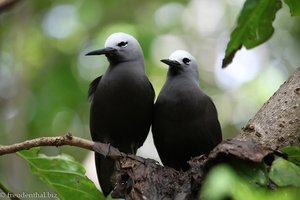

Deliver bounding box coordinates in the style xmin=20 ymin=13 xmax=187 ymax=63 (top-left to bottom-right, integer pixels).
xmin=0 ymin=133 xmax=93 ymax=155
xmin=0 ymin=133 xmax=143 ymax=162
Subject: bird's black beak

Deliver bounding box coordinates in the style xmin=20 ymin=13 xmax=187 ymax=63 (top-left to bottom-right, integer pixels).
xmin=160 ymin=59 xmax=181 ymax=67
xmin=85 ymin=47 xmax=117 ymax=56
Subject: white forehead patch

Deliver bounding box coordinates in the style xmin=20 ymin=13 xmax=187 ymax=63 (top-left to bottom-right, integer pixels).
xmin=104 ymin=32 xmax=137 ymax=48
xmin=168 ymin=50 xmax=196 ymax=63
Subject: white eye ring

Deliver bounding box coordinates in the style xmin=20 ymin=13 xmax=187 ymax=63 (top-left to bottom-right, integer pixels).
xmin=118 ymin=41 xmax=128 ymax=48
xmin=182 ymin=57 xmax=191 ymax=65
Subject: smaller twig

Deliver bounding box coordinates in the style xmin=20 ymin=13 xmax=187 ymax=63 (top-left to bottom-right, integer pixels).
xmin=0 ymin=133 xmax=93 ymax=155
xmin=0 ymin=133 xmax=144 ymax=163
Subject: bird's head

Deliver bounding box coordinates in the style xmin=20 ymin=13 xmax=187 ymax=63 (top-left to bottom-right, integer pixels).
xmin=161 ymin=50 xmax=199 ymax=80
xmin=86 ymin=32 xmax=144 ymax=64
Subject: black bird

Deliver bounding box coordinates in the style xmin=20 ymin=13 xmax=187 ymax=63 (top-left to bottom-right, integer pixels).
xmin=152 ymin=50 xmax=222 ymax=171
xmin=86 ymin=32 xmax=155 ymax=196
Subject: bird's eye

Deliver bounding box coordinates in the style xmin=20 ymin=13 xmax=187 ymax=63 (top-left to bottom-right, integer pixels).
xmin=118 ymin=41 xmax=128 ymax=47
xmin=182 ymin=57 xmax=191 ymax=65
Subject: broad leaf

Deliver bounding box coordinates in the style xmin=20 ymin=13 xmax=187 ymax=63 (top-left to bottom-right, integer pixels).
xmin=284 ymin=0 xmax=300 ymax=16
xmin=222 ymin=0 xmax=282 ymax=68
xmin=18 ymin=148 xmax=104 ymax=200
xmin=269 ymin=157 xmax=300 ymax=187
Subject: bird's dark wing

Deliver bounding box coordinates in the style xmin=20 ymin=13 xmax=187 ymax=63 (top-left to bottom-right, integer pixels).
xmin=205 ymin=97 xmax=223 ymax=145
xmin=148 ymin=79 xmax=156 ymax=101
xmin=88 ymin=76 xmax=102 ymax=102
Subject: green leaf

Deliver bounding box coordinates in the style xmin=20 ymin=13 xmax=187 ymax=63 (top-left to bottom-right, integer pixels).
xmin=222 ymin=0 xmax=282 ymax=68
xmin=269 ymin=157 xmax=300 ymax=187
xmin=201 ymin=164 xmax=300 ymax=200
xmin=281 ymin=146 xmax=300 ymax=166
xmin=284 ymin=0 xmax=300 ymax=16
xmin=17 ymin=148 xmax=104 ymax=200
xmin=230 ymin=159 xmax=268 ymax=186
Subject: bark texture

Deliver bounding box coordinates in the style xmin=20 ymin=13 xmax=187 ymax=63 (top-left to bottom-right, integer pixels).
xmin=238 ymin=67 xmax=300 ymax=149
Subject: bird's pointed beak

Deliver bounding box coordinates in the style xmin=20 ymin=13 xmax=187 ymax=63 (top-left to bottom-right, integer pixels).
xmin=160 ymin=59 xmax=181 ymax=67
xmin=85 ymin=47 xmax=117 ymax=56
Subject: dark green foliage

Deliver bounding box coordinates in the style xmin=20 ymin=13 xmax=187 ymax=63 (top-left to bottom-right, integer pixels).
xmin=281 ymin=146 xmax=300 ymax=166
xmin=222 ymin=0 xmax=282 ymax=68
xmin=284 ymin=0 xmax=300 ymax=16
xmin=222 ymin=0 xmax=300 ymax=68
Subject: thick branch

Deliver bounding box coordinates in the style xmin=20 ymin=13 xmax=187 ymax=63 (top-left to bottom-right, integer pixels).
xmin=238 ymin=67 xmax=300 ymax=149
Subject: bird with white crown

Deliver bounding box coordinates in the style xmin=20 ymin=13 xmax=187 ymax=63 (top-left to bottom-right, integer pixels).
xmin=152 ymin=50 xmax=222 ymax=171
xmin=86 ymin=32 xmax=155 ymax=196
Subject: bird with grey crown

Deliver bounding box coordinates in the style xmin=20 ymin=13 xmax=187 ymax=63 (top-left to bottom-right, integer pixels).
xmin=152 ymin=50 xmax=222 ymax=171
xmin=86 ymin=32 xmax=155 ymax=196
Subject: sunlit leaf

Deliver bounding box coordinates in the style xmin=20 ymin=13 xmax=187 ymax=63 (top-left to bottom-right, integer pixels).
xmin=222 ymin=0 xmax=282 ymax=68
xmin=17 ymin=148 xmax=104 ymax=200
xmin=269 ymin=157 xmax=300 ymax=187
xmin=284 ymin=0 xmax=300 ymax=16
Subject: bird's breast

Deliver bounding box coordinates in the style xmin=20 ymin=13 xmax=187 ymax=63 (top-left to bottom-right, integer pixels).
xmin=156 ymin=82 xmax=206 ymax=122
xmin=90 ymin=68 xmax=153 ymax=144
xmin=91 ymin=64 xmax=153 ymax=117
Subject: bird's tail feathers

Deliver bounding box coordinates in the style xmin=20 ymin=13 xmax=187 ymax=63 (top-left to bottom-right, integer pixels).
xmin=95 ymin=153 xmax=114 ymax=196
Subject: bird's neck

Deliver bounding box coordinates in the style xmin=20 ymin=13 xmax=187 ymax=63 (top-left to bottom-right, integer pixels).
xmin=167 ymin=72 xmax=199 ymax=85
xmin=108 ymin=60 xmax=145 ymax=74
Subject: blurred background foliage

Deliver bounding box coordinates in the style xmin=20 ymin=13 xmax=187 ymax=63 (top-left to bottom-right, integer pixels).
xmin=0 ymin=0 xmax=300 ymax=195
